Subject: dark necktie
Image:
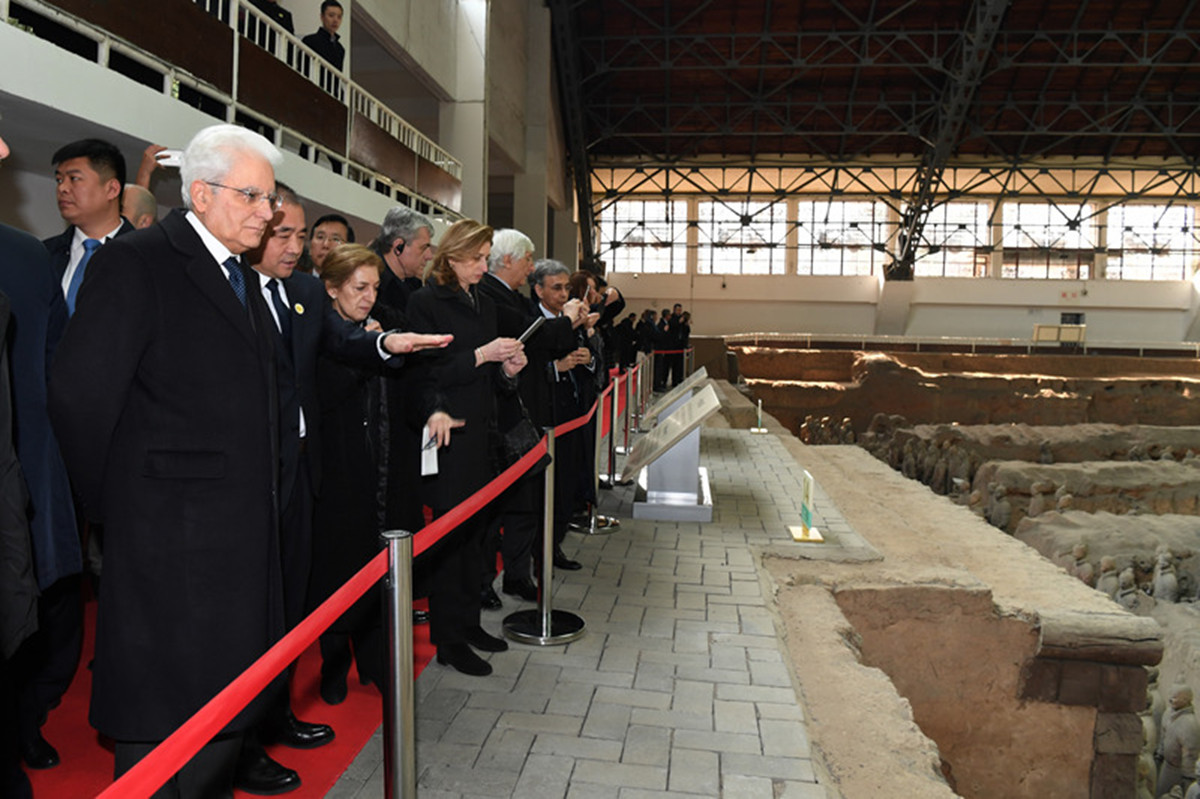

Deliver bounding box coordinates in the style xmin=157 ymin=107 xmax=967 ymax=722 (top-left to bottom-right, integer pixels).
xmin=224 ymin=256 xmax=247 ymax=307
xmin=66 ymin=238 xmax=102 ymax=315
xmin=266 ymin=278 xmax=292 ymax=345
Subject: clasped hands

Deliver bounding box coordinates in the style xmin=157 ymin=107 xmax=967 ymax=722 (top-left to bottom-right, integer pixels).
xmin=476 ymin=337 xmax=527 ymax=377
xmin=554 ymin=346 xmax=592 ymax=373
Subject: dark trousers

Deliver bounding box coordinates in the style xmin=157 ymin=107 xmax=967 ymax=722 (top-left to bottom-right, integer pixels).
xmin=14 ymin=573 xmax=82 ymax=746
xmin=481 ymin=506 xmax=538 ymax=587
xmin=427 ymin=510 xmax=485 ymax=647
xmin=115 ymin=734 xmax=242 ymax=799
xmin=1 ymin=653 xmax=32 ymax=799
xmin=666 ymin=353 xmax=685 ymax=387
xmin=653 ymin=352 xmax=667 ymax=390
xmin=318 ymin=623 xmax=384 ymax=690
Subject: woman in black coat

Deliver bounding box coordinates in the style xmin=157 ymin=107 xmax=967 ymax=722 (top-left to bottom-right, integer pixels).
xmin=307 ymin=244 xmax=389 ymax=703
xmin=406 ymin=220 xmax=527 ymax=677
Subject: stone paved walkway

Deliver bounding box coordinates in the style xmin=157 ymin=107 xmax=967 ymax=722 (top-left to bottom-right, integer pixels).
xmin=330 ymin=425 xmax=844 ymax=798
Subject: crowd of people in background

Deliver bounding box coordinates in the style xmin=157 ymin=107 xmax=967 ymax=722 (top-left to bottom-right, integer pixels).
xmin=0 ymin=119 xmax=693 ymax=799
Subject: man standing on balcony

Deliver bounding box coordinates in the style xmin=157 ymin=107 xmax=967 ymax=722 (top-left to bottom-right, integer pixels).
xmin=301 ymin=0 xmax=345 ymax=71
xmin=249 ymin=0 xmax=294 ymax=33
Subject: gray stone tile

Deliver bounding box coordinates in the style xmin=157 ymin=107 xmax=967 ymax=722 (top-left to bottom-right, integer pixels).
xmin=532 ymin=733 xmax=624 ymax=761
xmin=581 ymin=700 xmax=633 ymax=740
xmin=511 ymin=753 xmax=575 ymax=798
xmin=673 ymin=728 xmax=762 ymax=754
xmin=714 ymin=699 xmax=759 ymax=734
xmin=778 ymin=780 xmax=827 ymax=798
xmin=668 ymin=747 xmax=719 ymax=794
xmin=759 ymin=719 xmax=811 ymax=758
xmin=628 ymin=708 xmax=712 ymax=731
xmin=720 ymin=773 xmax=776 ymax=798
xmin=621 ymin=724 xmax=671 ymax=766
xmin=593 ymin=685 xmax=672 ymax=710
xmin=571 ymin=760 xmax=667 ymax=791
xmin=495 ymin=711 xmax=585 ymax=736
xmin=721 ymin=752 xmax=817 ymax=782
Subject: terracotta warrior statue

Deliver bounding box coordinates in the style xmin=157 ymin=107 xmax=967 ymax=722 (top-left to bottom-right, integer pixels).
xmin=1158 ymin=685 xmax=1200 ymax=798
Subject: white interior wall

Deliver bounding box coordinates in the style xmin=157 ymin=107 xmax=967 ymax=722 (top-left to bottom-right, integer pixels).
xmin=606 ymin=271 xmax=1200 ymax=342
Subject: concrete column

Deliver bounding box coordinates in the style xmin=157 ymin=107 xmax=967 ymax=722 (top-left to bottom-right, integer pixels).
xmin=439 ymin=0 xmax=488 ymax=220
xmin=512 ymin=0 xmax=551 ymax=254
xmin=551 ymin=204 xmax=578 ymax=266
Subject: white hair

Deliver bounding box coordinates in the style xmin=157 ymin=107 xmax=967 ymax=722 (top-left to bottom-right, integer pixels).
xmin=488 ymin=228 xmax=534 ymax=272
xmin=179 ymin=124 xmax=283 ymax=209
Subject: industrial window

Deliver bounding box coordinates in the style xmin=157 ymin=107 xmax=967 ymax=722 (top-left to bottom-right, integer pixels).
xmin=1105 ymin=204 xmax=1196 ymax=281
xmin=599 ymin=200 xmax=688 ymax=274
xmin=795 ymin=200 xmax=889 ymax=276
xmin=913 ymin=202 xmax=992 ymax=278
xmin=1000 ymin=202 xmax=1095 ymax=279
xmin=695 ymin=199 xmax=788 ymax=275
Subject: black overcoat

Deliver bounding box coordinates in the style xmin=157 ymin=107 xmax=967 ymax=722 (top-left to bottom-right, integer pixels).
xmin=48 ymin=209 xmax=284 ymax=741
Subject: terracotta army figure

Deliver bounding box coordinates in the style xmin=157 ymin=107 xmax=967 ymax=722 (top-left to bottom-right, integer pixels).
xmin=1154 ymin=546 xmax=1180 ymax=603
xmin=1038 ymin=439 xmax=1054 ymax=464
xmin=1072 ymin=542 xmax=1096 ymax=587
xmin=1055 ymin=484 xmax=1075 ymax=512
xmin=1118 ymin=568 xmax=1148 ymax=612
xmin=1096 ymin=555 xmax=1120 ymax=599
xmin=987 ymin=484 xmax=1011 ymax=530
xmin=1158 ymin=685 xmax=1200 ymax=798
xmin=1186 ymin=754 xmax=1200 ymax=799
xmin=1027 ymin=481 xmax=1051 ymax=519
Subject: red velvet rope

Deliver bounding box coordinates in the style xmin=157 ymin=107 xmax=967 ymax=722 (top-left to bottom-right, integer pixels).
xmin=651 ymin=347 xmax=694 ymax=355
xmin=98 ymin=396 xmax=593 ymax=798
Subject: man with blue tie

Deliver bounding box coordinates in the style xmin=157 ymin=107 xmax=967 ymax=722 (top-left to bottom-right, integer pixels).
xmin=41 ymin=139 xmax=135 ymax=315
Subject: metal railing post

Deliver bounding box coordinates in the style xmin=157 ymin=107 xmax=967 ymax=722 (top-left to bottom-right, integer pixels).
xmin=381 ymin=530 xmax=415 ymax=799
xmin=503 ymin=429 xmax=586 ymax=645
xmin=584 ymin=390 xmax=620 ymax=530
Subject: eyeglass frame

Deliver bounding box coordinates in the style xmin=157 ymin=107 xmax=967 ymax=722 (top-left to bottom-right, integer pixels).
xmin=205 ymin=181 xmax=283 ymax=211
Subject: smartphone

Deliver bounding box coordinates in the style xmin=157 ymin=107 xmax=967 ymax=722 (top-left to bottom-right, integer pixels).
xmin=156 ymin=149 xmax=183 ymax=168
xmin=518 ymin=316 xmax=545 ymax=343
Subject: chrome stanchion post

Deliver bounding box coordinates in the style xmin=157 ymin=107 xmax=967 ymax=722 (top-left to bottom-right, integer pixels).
xmin=608 ymin=375 xmax=633 ymax=485
xmin=584 ymin=391 xmax=620 ymax=530
xmin=617 ymin=370 xmax=632 ymax=455
xmin=381 ymin=529 xmax=415 ymax=799
xmin=503 ymin=428 xmax=586 ymax=645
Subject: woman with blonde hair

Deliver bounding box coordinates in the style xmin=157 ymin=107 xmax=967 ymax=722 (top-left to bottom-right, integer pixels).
xmin=405 ymin=220 xmax=527 ymax=676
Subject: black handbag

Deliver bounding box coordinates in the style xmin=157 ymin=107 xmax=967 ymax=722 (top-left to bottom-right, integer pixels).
xmin=501 ymin=397 xmax=552 ymax=475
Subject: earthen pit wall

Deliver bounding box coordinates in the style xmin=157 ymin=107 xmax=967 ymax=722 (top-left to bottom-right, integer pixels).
xmin=763 ymin=439 xmax=1161 ymax=799
xmin=834 ymin=584 xmax=1096 ymax=798
xmin=734 ymin=348 xmax=1200 ymax=436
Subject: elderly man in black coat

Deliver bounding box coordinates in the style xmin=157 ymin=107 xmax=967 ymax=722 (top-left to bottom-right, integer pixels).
xmin=49 ymin=124 xmax=290 ymax=797
xmin=477 ymin=229 xmax=585 ymax=601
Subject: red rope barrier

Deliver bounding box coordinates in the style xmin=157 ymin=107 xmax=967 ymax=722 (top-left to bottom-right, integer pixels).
xmin=98 ymin=403 xmax=585 ymax=797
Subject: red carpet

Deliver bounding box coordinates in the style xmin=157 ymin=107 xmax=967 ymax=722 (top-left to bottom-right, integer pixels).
xmin=26 ymin=598 xmax=435 ymax=798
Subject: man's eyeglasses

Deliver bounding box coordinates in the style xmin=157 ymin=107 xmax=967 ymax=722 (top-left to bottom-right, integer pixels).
xmin=205 ymin=182 xmax=283 ymax=211
xmin=312 ymin=232 xmax=347 ymax=245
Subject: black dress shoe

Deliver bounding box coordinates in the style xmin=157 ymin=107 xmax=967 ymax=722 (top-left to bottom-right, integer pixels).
xmin=412 ymin=608 xmax=430 ymax=625
xmin=265 ymin=710 xmax=335 ymax=749
xmin=234 ymin=749 xmax=300 ymax=795
xmin=465 ymin=625 xmax=508 ymax=652
xmin=480 ymin=585 xmax=502 ymax=610
xmin=19 ymin=733 xmax=59 ymax=770
xmin=319 ymin=669 xmax=348 ymax=705
xmin=502 ymin=577 xmax=538 ymax=602
xmin=436 ymin=642 xmax=492 ymax=676
xmin=553 ymin=547 xmax=582 ymax=571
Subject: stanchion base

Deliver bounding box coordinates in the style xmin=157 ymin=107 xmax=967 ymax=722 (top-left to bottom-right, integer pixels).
xmin=598 ymin=476 xmax=634 ymax=490
xmin=615 ymin=446 xmax=630 ymax=455
xmin=503 ymin=609 xmax=586 ymax=646
xmin=568 ymin=514 xmax=621 ymax=535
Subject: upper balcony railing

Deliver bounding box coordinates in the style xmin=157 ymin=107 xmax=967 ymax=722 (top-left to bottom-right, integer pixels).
xmin=4 ymin=0 xmax=463 ymax=213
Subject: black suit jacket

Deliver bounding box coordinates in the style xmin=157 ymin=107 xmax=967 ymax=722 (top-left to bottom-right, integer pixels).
xmin=48 ymin=209 xmax=283 ymax=740
xmin=476 ymin=275 xmax=576 ymax=430
xmin=0 ymin=224 xmax=78 ymax=591
xmin=274 ymin=271 xmax=397 ymax=504
xmin=42 ymin=218 xmax=136 ymax=285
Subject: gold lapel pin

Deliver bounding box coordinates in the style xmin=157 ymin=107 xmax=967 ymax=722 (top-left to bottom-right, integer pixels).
xmin=294 ymin=303 xmax=305 ymax=315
